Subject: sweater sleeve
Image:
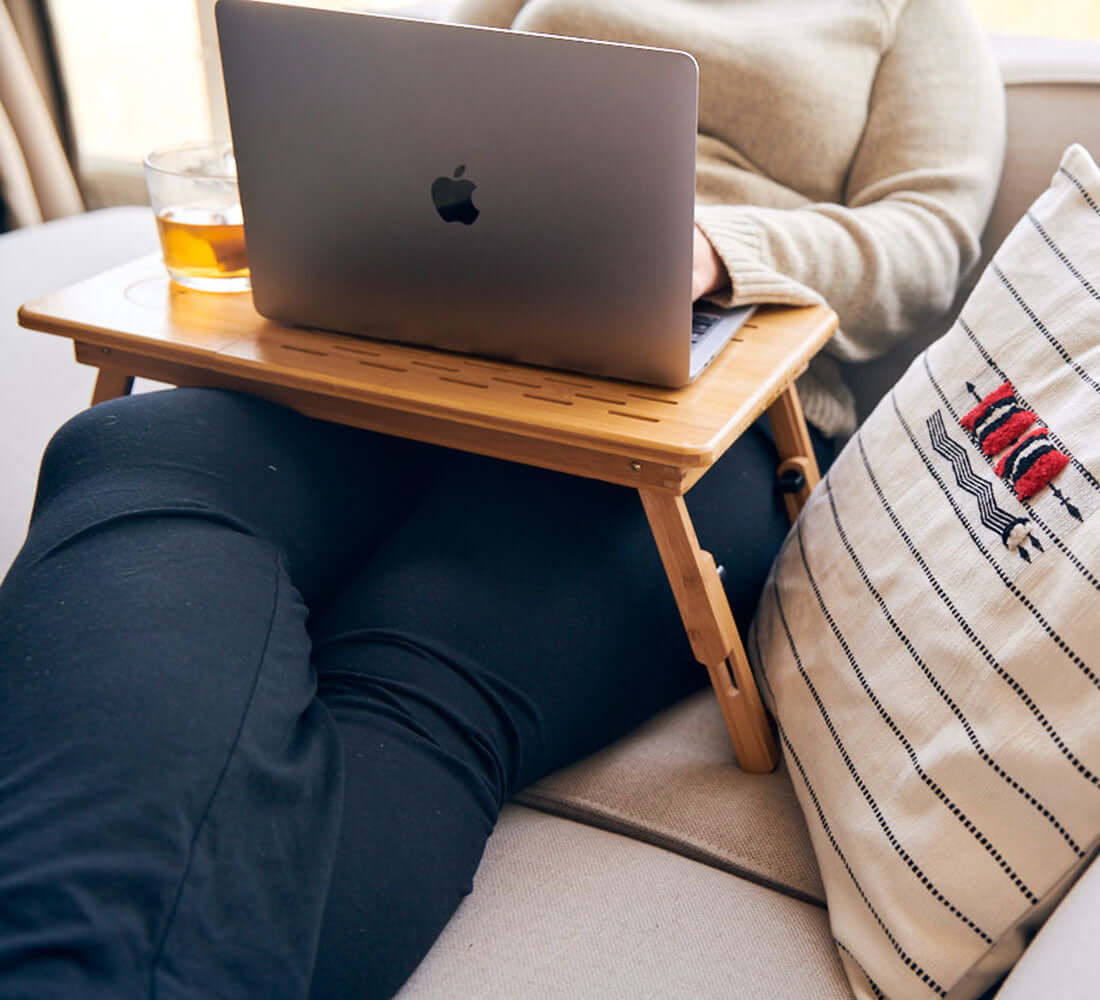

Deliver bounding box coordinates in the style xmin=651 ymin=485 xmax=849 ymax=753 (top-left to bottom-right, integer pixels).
xmin=448 ymin=0 xmax=529 ymax=28
xmin=694 ymin=0 xmax=1005 ymax=363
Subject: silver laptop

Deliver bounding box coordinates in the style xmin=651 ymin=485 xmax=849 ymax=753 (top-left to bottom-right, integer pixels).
xmin=215 ymin=0 xmax=752 ymax=387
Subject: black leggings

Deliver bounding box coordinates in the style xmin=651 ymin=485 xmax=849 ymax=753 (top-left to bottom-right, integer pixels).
xmin=0 ymin=387 xmax=831 ymax=999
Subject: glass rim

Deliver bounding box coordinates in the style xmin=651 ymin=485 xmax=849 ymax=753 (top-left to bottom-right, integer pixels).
xmin=143 ymin=141 xmax=237 ymax=180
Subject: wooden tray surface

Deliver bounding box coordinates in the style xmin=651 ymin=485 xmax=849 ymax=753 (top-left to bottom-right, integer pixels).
xmin=19 ymin=254 xmax=836 ymax=472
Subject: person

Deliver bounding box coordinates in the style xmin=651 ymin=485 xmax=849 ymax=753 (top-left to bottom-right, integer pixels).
xmin=0 ymin=0 xmax=1004 ymax=996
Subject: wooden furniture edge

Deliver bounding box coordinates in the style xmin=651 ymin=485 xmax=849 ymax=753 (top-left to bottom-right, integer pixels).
xmin=19 ymin=291 xmax=838 ymax=477
xmin=73 ymin=344 xmax=693 ymax=492
xmin=21 ymin=306 xmax=718 ymax=473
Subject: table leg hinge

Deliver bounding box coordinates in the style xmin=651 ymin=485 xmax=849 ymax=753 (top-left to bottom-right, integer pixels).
xmin=776 ymin=456 xmax=815 ymax=523
xmin=777 ymin=466 xmax=806 ymax=493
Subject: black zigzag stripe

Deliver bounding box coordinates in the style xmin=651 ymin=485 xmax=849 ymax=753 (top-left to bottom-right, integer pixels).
xmin=1027 ymin=211 xmax=1100 ymax=305
xmin=825 ymin=470 xmax=1082 ymax=855
xmin=771 ymin=579 xmax=994 ymax=944
xmin=752 ymin=627 xmax=947 ymax=998
xmin=796 ymin=517 xmax=1037 ymax=902
xmin=1059 ymin=166 xmax=1100 ymax=219
xmin=957 ymin=317 xmax=1100 ymax=494
xmin=922 ymin=353 xmax=1099 ymax=593
xmin=929 ymin=412 xmax=1018 ymax=537
xmin=836 ymin=941 xmax=887 ymax=1000
xmin=927 ymin=411 xmax=1022 ymax=541
xmin=888 ymin=398 xmax=1100 ymax=785
xmin=991 ymin=261 xmax=1100 ymax=397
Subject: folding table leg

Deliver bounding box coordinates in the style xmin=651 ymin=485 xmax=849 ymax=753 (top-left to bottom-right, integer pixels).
xmin=767 ymin=384 xmax=820 ymax=523
xmin=90 ymin=368 xmax=134 ymax=405
xmin=638 ymin=488 xmax=779 ymax=773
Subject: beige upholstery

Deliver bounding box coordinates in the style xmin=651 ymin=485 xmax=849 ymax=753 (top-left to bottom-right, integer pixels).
xmin=518 ymin=689 xmax=825 ymax=903
xmin=0 ymin=0 xmax=82 ymax=228
xmin=398 ymin=806 xmax=853 ymax=1000
xmin=0 ymin=207 xmax=158 ymax=575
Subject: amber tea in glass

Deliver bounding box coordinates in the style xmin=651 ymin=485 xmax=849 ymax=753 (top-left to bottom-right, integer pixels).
xmin=144 ymin=143 xmax=250 ymax=292
xmin=155 ymin=206 xmax=248 ymax=283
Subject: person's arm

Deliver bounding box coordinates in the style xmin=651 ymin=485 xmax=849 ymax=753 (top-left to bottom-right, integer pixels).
xmin=694 ymin=0 xmax=1005 ymax=361
xmin=448 ymin=0 xmax=528 ymax=28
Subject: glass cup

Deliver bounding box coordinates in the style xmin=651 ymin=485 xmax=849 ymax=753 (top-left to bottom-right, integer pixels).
xmin=143 ymin=142 xmax=250 ymax=293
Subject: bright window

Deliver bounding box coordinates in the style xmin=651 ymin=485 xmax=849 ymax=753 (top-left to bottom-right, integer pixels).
xmin=48 ymin=1 xmax=212 ymax=167
xmin=969 ymin=0 xmax=1100 ymax=41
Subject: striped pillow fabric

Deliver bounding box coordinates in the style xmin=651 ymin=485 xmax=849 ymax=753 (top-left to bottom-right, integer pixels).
xmin=749 ymin=143 xmax=1100 ymax=1000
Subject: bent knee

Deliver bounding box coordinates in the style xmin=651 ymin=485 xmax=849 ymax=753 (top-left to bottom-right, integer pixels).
xmin=37 ymin=388 xmax=282 ymax=505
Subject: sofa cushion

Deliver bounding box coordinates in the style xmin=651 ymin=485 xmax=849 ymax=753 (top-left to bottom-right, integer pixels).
xmin=517 ymin=688 xmax=825 ymax=905
xmin=0 ymin=206 xmax=158 ymax=576
xmin=750 ymin=143 xmax=1100 ymax=1000
xmin=398 ymin=804 xmax=853 ymax=999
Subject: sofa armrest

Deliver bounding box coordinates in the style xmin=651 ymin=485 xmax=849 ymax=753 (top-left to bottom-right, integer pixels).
xmin=995 ymin=856 xmax=1100 ymax=1000
xmin=0 ymin=207 xmax=158 ymax=576
xmin=993 ymin=33 xmax=1100 ymax=86
xmin=983 ymin=34 xmax=1100 ymax=259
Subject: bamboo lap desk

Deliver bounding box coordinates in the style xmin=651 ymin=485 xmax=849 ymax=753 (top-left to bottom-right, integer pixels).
xmin=19 ymin=254 xmax=837 ymax=774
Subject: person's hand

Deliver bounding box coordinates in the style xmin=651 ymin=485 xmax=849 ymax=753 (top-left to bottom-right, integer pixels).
xmin=692 ymin=224 xmax=728 ymax=301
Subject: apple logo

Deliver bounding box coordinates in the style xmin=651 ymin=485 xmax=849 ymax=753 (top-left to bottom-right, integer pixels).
xmin=431 ymin=164 xmax=479 ymax=225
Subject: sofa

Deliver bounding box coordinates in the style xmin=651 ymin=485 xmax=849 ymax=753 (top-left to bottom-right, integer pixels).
xmin=2 ymin=31 xmax=1098 ymax=1000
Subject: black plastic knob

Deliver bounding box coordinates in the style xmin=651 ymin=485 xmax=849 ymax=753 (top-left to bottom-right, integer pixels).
xmin=778 ymin=467 xmax=806 ymax=494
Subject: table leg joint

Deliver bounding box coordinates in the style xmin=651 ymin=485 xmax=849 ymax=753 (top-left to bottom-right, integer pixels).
xmin=89 ymin=367 xmax=135 ymax=406
xmin=767 ymin=384 xmax=821 ymax=524
xmin=638 ymin=488 xmax=779 ymax=773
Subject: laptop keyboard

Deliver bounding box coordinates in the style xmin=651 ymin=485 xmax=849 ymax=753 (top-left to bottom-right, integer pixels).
xmin=691 ymin=310 xmax=723 ymax=345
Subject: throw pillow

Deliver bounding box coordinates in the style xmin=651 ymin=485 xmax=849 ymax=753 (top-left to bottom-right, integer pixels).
xmin=749 ymin=143 xmax=1100 ymax=1000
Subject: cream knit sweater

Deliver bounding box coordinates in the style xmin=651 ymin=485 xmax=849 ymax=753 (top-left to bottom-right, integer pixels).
xmin=449 ymin=0 xmax=1006 ymax=437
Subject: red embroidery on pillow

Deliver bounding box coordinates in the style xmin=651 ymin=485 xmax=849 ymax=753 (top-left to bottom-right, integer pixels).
xmin=961 ymin=381 xmax=1037 ymax=456
xmin=960 ymin=381 xmax=1013 ymax=430
xmin=994 ymin=429 xmax=1071 ymax=500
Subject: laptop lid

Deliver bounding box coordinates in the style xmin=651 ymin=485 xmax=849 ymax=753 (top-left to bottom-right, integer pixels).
xmin=216 ymin=0 xmax=699 ymax=386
